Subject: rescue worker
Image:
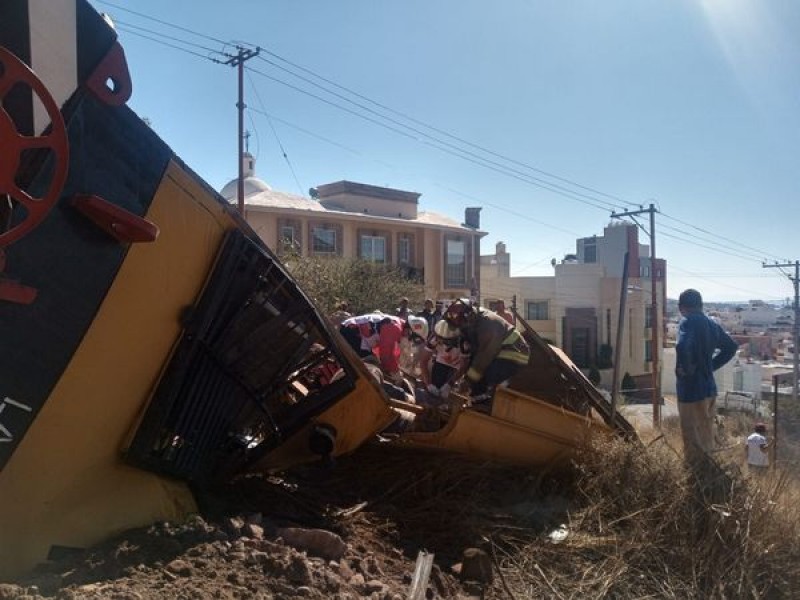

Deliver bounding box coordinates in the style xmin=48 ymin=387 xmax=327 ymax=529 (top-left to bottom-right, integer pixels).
xmin=419 ymin=319 xmax=469 ymax=400
xmin=340 ymin=312 xmax=427 ymax=381
xmin=339 ymin=312 xmax=386 ymax=359
xmin=443 ymin=299 xmax=529 ymax=403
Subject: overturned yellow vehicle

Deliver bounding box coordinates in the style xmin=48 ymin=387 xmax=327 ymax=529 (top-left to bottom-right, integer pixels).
xmin=0 ymin=0 xmax=633 ymax=579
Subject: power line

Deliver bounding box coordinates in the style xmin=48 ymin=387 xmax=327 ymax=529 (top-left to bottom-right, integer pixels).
xmin=115 ymin=26 xmax=221 ymax=62
xmin=253 ymin=53 xmax=629 ymax=212
xmin=659 ymin=229 xmax=772 ymax=263
xmin=101 ymin=3 xmax=625 ymax=213
xmin=96 ymin=0 xmax=229 ymax=45
xmin=658 ymin=223 xmax=769 ymax=263
xmin=246 ymin=73 xmax=305 ymax=197
xmin=106 ymin=5 xmax=793 ymax=271
xmin=248 ymin=61 xmax=619 ymax=212
xmin=245 ymin=66 xmax=617 ymax=212
xmin=660 ymin=211 xmax=784 ymax=263
xmin=114 ymin=19 xmax=224 ymax=55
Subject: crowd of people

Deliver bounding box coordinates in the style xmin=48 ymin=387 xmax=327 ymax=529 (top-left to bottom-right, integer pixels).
xmin=330 ymin=288 xmax=773 ymax=480
xmin=330 ymin=296 xmax=530 ymax=409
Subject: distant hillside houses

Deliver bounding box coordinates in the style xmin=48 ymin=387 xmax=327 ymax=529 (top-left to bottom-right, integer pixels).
xmin=719 ymin=300 xmax=794 ymax=330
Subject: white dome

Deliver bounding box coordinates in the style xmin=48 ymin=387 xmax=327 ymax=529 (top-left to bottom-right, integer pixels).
xmin=220 ymin=176 xmax=272 ymax=201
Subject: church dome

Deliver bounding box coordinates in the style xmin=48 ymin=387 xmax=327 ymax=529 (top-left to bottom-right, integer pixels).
xmin=219 ymin=151 xmax=272 ymax=201
xmin=220 ymin=176 xmax=272 ymax=201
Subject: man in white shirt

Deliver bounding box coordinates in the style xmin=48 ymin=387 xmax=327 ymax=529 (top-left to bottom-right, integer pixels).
xmin=745 ymin=422 xmax=770 ymax=473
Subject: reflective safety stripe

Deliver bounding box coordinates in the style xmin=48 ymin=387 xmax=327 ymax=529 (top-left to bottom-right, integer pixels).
xmin=499 ymin=329 xmax=530 ymax=365
xmin=498 ymin=348 xmax=530 ymax=365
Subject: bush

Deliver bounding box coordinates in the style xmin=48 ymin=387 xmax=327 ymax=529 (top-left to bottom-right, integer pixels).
xmin=597 ymin=343 xmax=613 ymax=369
xmin=284 ymin=255 xmax=425 ymax=316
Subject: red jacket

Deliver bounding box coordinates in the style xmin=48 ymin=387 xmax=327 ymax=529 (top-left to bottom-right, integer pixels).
xmin=375 ymin=316 xmax=404 ymax=373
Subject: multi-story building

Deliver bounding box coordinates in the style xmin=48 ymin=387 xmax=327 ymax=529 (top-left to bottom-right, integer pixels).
xmin=220 ymin=154 xmax=485 ymax=301
xmin=481 ymin=221 xmax=666 ymax=385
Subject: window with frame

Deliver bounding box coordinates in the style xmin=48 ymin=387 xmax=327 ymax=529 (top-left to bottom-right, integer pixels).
xmin=445 ymin=237 xmax=467 ymax=287
xmin=360 ymin=235 xmax=386 ymax=263
xmin=583 ymin=241 xmax=597 ymax=263
xmin=311 ymin=226 xmax=337 ymax=255
xmin=526 ymin=300 xmax=549 ymax=321
xmin=645 ymin=340 xmax=653 ymax=362
xmin=397 ymin=237 xmax=411 ymax=265
xmin=277 ymin=219 xmax=302 ymax=255
xmin=645 ymin=306 xmax=653 ymax=328
xmin=280 ymin=225 xmax=296 ymax=252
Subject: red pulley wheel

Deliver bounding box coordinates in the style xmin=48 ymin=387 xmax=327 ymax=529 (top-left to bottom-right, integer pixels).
xmin=0 ymin=47 xmax=69 ymax=247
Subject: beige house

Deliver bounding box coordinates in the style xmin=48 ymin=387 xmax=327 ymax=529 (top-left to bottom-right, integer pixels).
xmin=481 ymin=222 xmax=666 ymax=385
xmin=220 ymin=154 xmax=485 ymax=301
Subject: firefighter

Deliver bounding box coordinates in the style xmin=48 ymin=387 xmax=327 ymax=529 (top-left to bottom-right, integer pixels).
xmin=443 ymin=299 xmax=529 ymax=403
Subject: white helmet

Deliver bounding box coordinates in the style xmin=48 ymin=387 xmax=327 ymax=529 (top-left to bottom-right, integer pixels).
xmin=434 ymin=319 xmax=459 ymax=340
xmin=406 ymin=315 xmax=429 ymax=340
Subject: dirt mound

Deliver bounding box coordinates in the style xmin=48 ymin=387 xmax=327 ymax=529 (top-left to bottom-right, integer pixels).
xmin=2 ymin=444 xmax=564 ymax=599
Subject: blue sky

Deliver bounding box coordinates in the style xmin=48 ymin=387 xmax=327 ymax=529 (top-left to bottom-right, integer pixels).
xmin=89 ymin=0 xmax=800 ymax=303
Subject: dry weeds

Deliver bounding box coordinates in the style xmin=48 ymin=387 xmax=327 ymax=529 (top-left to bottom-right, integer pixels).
xmin=492 ymin=425 xmax=800 ymax=599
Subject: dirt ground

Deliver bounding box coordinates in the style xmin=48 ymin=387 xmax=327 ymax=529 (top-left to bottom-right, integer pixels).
xmin=1 ymin=443 xmax=566 ymax=600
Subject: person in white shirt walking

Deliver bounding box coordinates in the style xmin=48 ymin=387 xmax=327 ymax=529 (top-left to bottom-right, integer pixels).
xmin=745 ymin=422 xmax=770 ymax=474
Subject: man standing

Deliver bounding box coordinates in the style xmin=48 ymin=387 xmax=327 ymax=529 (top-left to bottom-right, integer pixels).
xmin=745 ymin=422 xmax=770 ymax=474
xmin=675 ymin=289 xmax=738 ymax=470
xmin=493 ymin=300 xmax=514 ymax=325
xmin=395 ymin=297 xmax=410 ymax=321
xmin=417 ymin=298 xmax=436 ymax=333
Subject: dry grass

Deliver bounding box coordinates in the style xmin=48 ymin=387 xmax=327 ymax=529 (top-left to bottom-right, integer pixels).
xmin=223 ymin=421 xmax=800 ymax=599
xmin=493 ymin=427 xmax=800 ymax=599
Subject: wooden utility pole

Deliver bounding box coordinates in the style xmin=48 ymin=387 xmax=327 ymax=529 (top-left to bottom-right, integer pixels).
xmin=611 ymin=251 xmax=631 ymax=420
xmin=225 ymin=46 xmax=260 ymax=215
xmin=763 ymin=261 xmax=800 ymax=403
xmin=512 ymin=294 xmax=518 ymax=326
xmin=611 ymin=203 xmax=661 ymax=427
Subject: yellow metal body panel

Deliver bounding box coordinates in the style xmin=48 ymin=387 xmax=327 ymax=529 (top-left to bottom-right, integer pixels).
xmin=396 ymin=387 xmax=611 ymax=466
xmin=249 ymin=352 xmax=396 ymax=472
xmin=0 ymin=162 xmax=234 ymax=578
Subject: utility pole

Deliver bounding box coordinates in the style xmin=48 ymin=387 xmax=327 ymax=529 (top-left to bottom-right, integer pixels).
xmin=611 ymin=251 xmax=631 ymax=420
xmin=763 ymin=261 xmax=800 ymax=403
xmin=512 ymin=294 xmax=517 ymax=326
xmin=611 ymin=203 xmax=661 ymax=427
xmin=225 ymin=46 xmax=260 ymax=215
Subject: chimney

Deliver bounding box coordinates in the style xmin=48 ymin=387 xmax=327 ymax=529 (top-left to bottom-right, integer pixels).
xmin=464 ymin=207 xmax=481 ymax=229
xmin=494 ymin=241 xmax=511 ymax=278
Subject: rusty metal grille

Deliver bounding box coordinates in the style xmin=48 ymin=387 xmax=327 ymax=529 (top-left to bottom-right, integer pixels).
xmin=125 ymin=229 xmax=355 ymax=484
